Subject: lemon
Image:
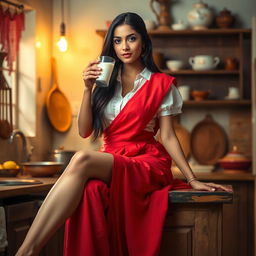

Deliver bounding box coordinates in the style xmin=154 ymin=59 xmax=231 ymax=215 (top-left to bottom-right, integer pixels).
xmin=0 ymin=164 xmax=3 ymax=169
xmin=3 ymin=161 xmax=17 ymax=169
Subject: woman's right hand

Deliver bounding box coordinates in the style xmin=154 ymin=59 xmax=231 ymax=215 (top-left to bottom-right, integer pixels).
xmin=82 ymin=60 xmax=102 ymax=90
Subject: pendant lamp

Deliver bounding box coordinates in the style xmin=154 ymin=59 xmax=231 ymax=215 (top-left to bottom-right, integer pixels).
xmin=57 ymin=0 xmax=68 ymax=52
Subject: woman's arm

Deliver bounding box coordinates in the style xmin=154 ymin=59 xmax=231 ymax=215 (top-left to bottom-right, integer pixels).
xmin=78 ymin=60 xmax=101 ymax=138
xmin=159 ymin=115 xmax=232 ymax=192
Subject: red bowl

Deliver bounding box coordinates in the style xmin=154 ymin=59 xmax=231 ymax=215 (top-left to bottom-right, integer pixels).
xmin=219 ymin=160 xmax=251 ymax=170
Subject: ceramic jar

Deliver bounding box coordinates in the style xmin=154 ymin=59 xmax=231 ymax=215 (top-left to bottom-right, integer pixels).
xmin=216 ymin=8 xmax=235 ymax=28
xmin=187 ymin=1 xmax=213 ymax=30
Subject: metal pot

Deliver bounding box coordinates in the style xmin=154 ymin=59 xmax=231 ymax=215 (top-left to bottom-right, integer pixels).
xmin=49 ymin=149 xmax=76 ymax=171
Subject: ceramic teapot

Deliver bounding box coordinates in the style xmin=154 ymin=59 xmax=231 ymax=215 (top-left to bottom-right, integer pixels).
xmin=187 ymin=1 xmax=213 ymax=30
xmin=189 ymin=55 xmax=220 ymax=70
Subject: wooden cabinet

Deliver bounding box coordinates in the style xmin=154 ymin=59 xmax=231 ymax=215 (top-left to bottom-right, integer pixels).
xmin=172 ymin=172 xmax=254 ymax=256
xmin=4 ymin=197 xmax=64 ymax=256
xmin=5 ymin=200 xmax=38 ymax=256
xmin=160 ymin=204 xmax=222 ymax=256
xmin=221 ymin=180 xmax=254 ymax=256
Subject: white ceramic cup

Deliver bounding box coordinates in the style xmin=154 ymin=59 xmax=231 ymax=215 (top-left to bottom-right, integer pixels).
xmin=96 ymin=56 xmax=115 ymax=87
xmin=178 ymin=85 xmax=190 ymax=100
xmin=227 ymin=87 xmax=240 ymax=99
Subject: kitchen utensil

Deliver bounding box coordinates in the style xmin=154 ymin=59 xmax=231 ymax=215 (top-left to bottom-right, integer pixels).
xmin=187 ymin=1 xmax=213 ymax=30
xmin=46 ymin=58 xmax=72 ymax=132
xmin=225 ymin=87 xmax=239 ymax=99
xmin=150 ymin=0 xmax=171 ymax=31
xmin=191 ymin=90 xmax=210 ymax=101
xmin=21 ymin=161 xmax=64 ymax=177
xmin=190 ymin=114 xmax=227 ymax=165
xmin=0 ymin=52 xmax=13 ymax=139
xmin=166 ymin=60 xmax=183 ymax=71
xmin=171 ymin=20 xmax=187 ymax=30
xmin=178 ymin=85 xmax=190 ymax=101
xmin=0 ymin=168 xmax=21 ymax=177
xmin=49 ymin=147 xmax=76 ymax=171
xmin=224 ymin=58 xmax=238 ymax=70
xmin=216 ymin=8 xmax=235 ymax=28
xmin=219 ymin=145 xmax=251 ymax=171
xmin=189 ymin=55 xmax=220 ymax=70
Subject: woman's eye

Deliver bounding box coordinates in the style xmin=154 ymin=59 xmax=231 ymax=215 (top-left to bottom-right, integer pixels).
xmin=113 ymin=39 xmax=121 ymax=44
xmin=128 ymin=36 xmax=136 ymax=42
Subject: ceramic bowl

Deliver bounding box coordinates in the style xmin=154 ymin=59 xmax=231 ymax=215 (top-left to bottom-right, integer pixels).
xmin=0 ymin=168 xmax=21 ymax=177
xmin=219 ymin=146 xmax=251 ymax=170
xmin=171 ymin=23 xmax=187 ymax=30
xmin=22 ymin=162 xmax=64 ymax=177
xmin=166 ymin=60 xmax=183 ymax=71
xmin=191 ymin=90 xmax=209 ymax=101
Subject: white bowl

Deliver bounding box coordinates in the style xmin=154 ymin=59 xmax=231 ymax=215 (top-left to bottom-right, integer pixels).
xmin=166 ymin=60 xmax=183 ymax=71
xmin=172 ymin=23 xmax=187 ymax=30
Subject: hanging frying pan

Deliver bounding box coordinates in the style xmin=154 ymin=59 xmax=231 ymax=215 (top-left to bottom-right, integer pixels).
xmin=190 ymin=114 xmax=228 ymax=165
xmin=46 ymin=57 xmax=72 ymax=132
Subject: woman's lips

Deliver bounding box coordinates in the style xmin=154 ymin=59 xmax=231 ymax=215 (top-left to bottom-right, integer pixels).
xmin=122 ymin=53 xmax=132 ymax=58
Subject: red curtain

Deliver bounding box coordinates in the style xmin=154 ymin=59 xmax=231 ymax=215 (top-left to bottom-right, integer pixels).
xmin=0 ymin=5 xmax=25 ymax=72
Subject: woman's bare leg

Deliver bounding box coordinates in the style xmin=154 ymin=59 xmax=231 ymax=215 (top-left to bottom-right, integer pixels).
xmin=15 ymin=150 xmax=113 ymax=256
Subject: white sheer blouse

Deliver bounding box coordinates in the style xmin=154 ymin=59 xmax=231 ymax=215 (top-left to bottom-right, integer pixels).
xmin=103 ymin=68 xmax=183 ymax=132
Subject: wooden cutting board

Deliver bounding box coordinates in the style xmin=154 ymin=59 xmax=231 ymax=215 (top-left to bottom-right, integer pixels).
xmin=190 ymin=114 xmax=228 ymax=165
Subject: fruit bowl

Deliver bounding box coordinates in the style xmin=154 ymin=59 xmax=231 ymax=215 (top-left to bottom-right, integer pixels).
xmin=0 ymin=168 xmax=21 ymax=177
xmin=21 ymin=162 xmax=64 ymax=177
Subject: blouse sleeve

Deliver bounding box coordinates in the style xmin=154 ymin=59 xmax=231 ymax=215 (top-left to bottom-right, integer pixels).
xmin=157 ymin=84 xmax=183 ymax=117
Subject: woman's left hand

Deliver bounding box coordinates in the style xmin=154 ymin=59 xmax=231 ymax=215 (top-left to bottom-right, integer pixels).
xmin=189 ymin=180 xmax=233 ymax=192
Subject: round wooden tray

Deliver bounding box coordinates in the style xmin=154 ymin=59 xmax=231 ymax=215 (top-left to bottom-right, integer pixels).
xmin=190 ymin=114 xmax=228 ymax=165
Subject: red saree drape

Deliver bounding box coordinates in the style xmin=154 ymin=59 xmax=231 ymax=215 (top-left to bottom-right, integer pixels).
xmin=64 ymin=73 xmax=190 ymax=256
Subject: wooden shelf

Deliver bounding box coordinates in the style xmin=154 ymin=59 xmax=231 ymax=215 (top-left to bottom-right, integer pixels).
xmin=96 ymin=28 xmax=251 ymax=38
xmin=162 ymin=69 xmax=239 ymax=75
xmin=183 ymin=99 xmax=251 ymax=107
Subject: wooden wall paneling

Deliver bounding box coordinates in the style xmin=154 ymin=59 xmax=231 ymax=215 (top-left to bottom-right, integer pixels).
xmin=229 ymin=110 xmax=252 ymax=158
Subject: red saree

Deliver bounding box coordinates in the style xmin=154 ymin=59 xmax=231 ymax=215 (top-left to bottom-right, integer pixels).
xmin=64 ymin=73 xmax=191 ymax=256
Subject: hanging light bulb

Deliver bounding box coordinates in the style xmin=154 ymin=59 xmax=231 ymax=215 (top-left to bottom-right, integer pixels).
xmin=57 ymin=22 xmax=68 ymax=52
xmin=57 ymin=0 xmax=68 ymax=52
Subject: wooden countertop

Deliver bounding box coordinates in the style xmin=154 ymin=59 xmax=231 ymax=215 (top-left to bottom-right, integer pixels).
xmin=0 ymin=173 xmax=236 ymax=203
xmin=0 ymin=177 xmax=57 ymax=199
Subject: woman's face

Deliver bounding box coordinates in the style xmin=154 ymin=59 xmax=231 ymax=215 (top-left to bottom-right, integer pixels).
xmin=113 ymin=24 xmax=143 ymax=65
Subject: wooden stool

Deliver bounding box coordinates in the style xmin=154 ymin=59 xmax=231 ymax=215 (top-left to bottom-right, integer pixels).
xmin=160 ymin=186 xmax=233 ymax=256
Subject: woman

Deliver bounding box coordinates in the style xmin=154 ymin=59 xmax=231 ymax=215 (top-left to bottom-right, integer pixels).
xmin=16 ymin=12 xmax=231 ymax=256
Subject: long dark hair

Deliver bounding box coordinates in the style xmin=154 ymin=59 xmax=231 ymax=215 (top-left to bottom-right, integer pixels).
xmin=92 ymin=12 xmax=160 ymax=139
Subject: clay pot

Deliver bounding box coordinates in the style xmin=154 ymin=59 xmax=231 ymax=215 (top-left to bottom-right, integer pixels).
xmin=219 ymin=145 xmax=251 ymax=170
xmin=216 ymin=8 xmax=235 ymax=28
